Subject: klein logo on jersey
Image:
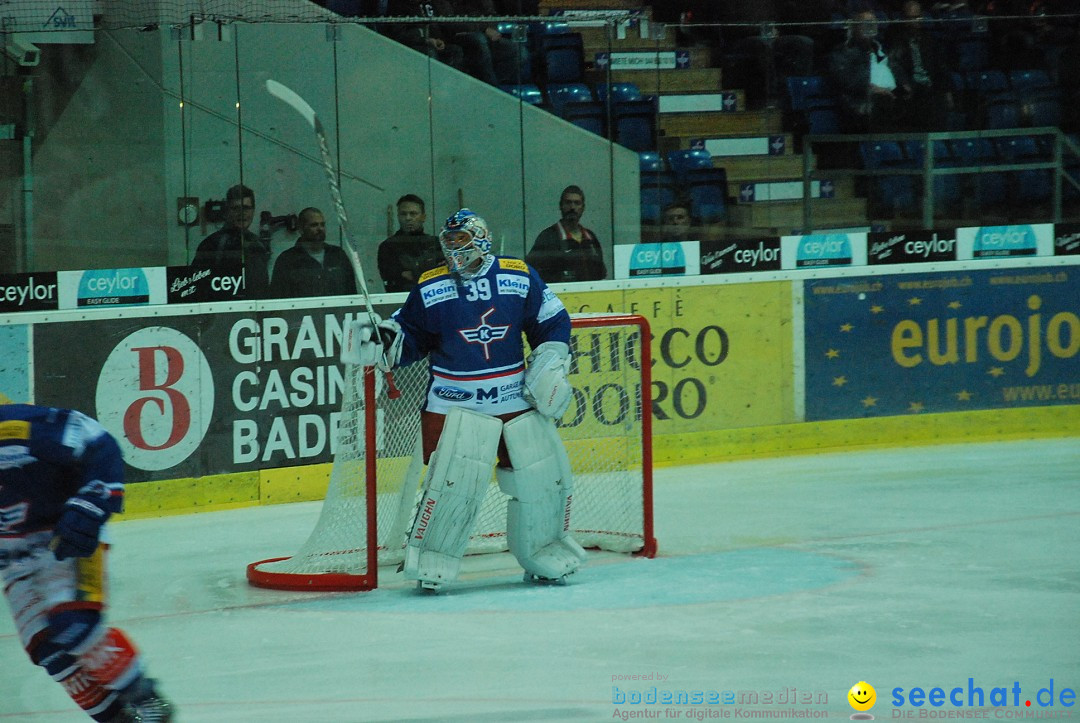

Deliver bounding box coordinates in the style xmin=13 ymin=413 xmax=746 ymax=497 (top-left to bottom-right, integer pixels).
xmin=0 ymin=445 xmax=33 ymax=470
xmin=421 ymin=278 xmax=459 ymax=308
xmin=496 ymin=274 xmax=530 ymax=298
xmin=458 ymin=308 xmax=511 ymax=360
xmin=433 ymin=386 xmax=474 ymax=402
xmin=0 ymin=502 xmax=29 ymax=534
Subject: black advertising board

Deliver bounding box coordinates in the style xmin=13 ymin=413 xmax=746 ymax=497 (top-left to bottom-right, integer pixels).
xmin=867 ymin=230 xmax=958 ymax=265
xmin=700 ymin=238 xmax=782 ymax=274
xmin=32 ymin=301 xmax=396 ymax=483
xmin=0 ymin=271 xmax=59 ymax=312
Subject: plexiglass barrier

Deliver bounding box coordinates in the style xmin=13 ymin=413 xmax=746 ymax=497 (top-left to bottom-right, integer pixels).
xmin=1 ymin=6 xmax=1079 ymax=293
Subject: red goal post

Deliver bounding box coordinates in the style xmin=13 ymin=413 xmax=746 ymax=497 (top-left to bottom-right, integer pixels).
xmin=247 ymin=313 xmax=656 ymax=592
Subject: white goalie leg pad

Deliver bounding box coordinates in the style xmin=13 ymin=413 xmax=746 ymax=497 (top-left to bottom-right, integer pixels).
xmin=403 ymin=408 xmax=503 ymax=588
xmin=497 ymin=411 xmax=587 ymax=581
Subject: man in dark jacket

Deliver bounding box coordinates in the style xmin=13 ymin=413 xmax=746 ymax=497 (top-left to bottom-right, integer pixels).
xmin=269 ymin=208 xmax=357 ymax=299
xmin=191 ymin=184 xmax=270 ymax=299
xmin=526 ymin=185 xmax=606 ymax=283
xmin=378 ymin=194 xmax=443 ymax=293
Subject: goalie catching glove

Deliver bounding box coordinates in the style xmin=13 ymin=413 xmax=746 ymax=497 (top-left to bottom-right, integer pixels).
xmin=523 ymin=341 xmax=573 ymax=419
xmin=342 ymin=315 xmax=403 ymax=371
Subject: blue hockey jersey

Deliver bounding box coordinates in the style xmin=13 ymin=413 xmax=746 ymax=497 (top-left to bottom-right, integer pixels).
xmin=392 ymin=256 xmax=571 ymax=415
xmin=0 ymin=405 xmax=124 ymax=540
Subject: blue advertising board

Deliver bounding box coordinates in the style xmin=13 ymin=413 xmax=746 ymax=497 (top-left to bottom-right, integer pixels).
xmin=804 ymin=266 xmax=1080 ymax=420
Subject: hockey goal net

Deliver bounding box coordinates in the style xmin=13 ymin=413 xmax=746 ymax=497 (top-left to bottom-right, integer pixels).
xmin=247 ymin=313 xmax=655 ymax=591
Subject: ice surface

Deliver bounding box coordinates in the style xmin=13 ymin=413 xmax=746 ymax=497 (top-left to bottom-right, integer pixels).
xmin=1 ymin=438 xmax=1077 ymax=721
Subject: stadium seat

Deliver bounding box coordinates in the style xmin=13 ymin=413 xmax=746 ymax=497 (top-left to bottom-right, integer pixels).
xmin=685 ymin=168 xmax=728 ymax=224
xmin=785 ymin=76 xmax=829 ymax=112
xmin=640 ymin=175 xmax=677 ymax=225
xmin=595 ymin=83 xmax=643 ymax=103
xmin=905 ymin=140 xmax=963 ymax=214
xmin=860 ymin=140 xmax=917 ymax=216
xmin=541 ymin=32 xmax=585 ymax=83
xmin=1008 ymin=69 xmax=1054 ymax=93
xmin=984 ymin=94 xmax=1022 ymax=129
xmin=951 ymin=137 xmax=1008 ymax=209
xmin=545 ymin=83 xmax=593 ymax=116
xmin=499 ymin=84 xmax=544 ymax=106
xmin=611 ymin=97 xmax=657 ymax=152
xmin=996 ymin=135 xmax=1052 ymax=205
xmin=665 ymin=149 xmax=715 ymax=187
xmin=545 ymin=83 xmax=604 ymax=135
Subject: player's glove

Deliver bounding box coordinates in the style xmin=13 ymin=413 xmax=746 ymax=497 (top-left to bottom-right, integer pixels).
xmin=51 ymin=481 xmax=114 ymax=560
xmin=342 ymin=315 xmax=403 ymax=371
xmin=524 ymin=341 xmax=573 ymax=419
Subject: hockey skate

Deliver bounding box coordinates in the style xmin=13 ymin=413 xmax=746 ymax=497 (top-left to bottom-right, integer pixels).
xmin=416 ymin=579 xmax=443 ymax=594
xmin=523 ymin=571 xmax=571 ymax=586
xmin=118 ymin=678 xmax=173 ymax=723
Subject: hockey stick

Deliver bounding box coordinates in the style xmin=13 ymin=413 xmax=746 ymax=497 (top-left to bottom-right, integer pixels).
xmin=266 ymin=79 xmax=400 ymax=398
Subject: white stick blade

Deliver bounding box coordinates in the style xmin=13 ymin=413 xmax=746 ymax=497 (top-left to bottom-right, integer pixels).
xmin=266 ymin=79 xmax=317 ymax=129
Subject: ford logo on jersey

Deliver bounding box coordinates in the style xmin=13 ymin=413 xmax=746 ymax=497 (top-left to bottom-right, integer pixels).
xmin=433 ymin=386 xmax=474 ymax=401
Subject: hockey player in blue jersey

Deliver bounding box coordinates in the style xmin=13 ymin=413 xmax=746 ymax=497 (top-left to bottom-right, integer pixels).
xmin=0 ymin=402 xmax=173 ymax=722
xmin=345 ymin=208 xmax=587 ymax=592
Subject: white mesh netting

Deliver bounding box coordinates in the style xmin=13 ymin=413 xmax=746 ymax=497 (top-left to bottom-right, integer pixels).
xmin=249 ymin=314 xmax=653 ymax=589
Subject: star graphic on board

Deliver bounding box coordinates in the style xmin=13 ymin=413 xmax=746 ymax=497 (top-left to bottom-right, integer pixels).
xmin=908 ymin=401 xmax=925 ymax=413
xmin=861 ymin=395 xmax=878 ymax=407
xmin=826 ymin=349 xmax=840 ymax=359
xmin=871 ymin=305 xmax=884 ymax=314
xmin=832 ymin=376 xmax=848 ymax=387
xmin=956 ymin=390 xmax=973 ymax=401
xmin=988 ymin=367 xmax=1006 ymax=377
xmin=908 ymin=297 xmax=923 ymax=306
xmin=840 ymin=323 xmax=854 ymax=332
xmin=948 ymin=301 xmax=963 ymax=309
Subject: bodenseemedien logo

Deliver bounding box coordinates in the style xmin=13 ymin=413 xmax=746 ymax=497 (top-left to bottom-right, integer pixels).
xmin=848 ymin=681 xmax=876 ymax=719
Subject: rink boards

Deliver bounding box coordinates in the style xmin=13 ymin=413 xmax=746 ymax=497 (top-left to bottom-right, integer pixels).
xmin=0 ymin=257 xmax=1077 ymax=517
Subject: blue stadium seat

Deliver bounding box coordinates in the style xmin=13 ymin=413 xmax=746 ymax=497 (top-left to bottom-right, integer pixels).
xmin=541 ymin=32 xmax=584 ymax=83
xmin=996 ymin=135 xmax=1052 ymax=205
xmin=665 ymin=149 xmax=715 ymax=187
xmin=1025 ymin=89 xmax=1063 ymax=127
xmin=499 ymin=83 xmax=544 ymax=106
xmin=640 ymin=173 xmax=677 ymax=225
xmin=546 ymin=83 xmax=604 ymax=135
xmin=951 ymin=138 xmax=1008 ymax=209
xmin=984 ymin=94 xmax=1022 ymax=129
xmin=545 ymin=83 xmax=593 ymax=116
xmin=611 ymin=97 xmax=657 ymax=152
xmin=1008 ymin=69 xmax=1054 ymax=92
xmin=906 ymin=140 xmax=963 ymax=214
xmin=785 ymin=76 xmax=829 ymax=112
xmin=595 ymin=83 xmax=642 ymax=103
xmin=953 ymin=35 xmax=990 ymax=72
xmin=860 ymin=140 xmax=917 ymax=216
xmin=639 ymin=151 xmax=663 ymax=173
xmin=685 ymin=168 xmax=728 ymax=224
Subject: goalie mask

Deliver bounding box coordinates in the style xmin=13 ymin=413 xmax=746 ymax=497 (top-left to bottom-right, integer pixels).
xmin=440 ymin=209 xmax=492 ymax=278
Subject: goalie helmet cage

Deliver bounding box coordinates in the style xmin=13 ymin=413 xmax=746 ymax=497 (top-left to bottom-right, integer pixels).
xmin=247 ymin=313 xmax=656 ymax=592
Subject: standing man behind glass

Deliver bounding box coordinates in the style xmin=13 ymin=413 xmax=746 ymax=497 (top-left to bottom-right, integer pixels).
xmin=378 ymin=194 xmax=443 ymax=293
xmin=191 ymin=184 xmax=270 ymax=298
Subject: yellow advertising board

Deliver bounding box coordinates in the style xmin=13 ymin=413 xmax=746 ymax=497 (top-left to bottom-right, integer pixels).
xmin=560 ymin=283 xmax=796 ymax=463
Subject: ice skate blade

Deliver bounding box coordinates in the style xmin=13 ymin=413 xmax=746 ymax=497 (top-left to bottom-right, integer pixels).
xmin=523 ymin=572 xmax=569 ymax=586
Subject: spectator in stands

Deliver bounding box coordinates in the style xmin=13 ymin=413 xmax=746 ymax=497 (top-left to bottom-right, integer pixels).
xmin=888 ymin=1 xmax=952 ymax=131
xmin=378 ymin=194 xmax=443 ymax=293
xmin=384 ymin=0 xmax=466 ymax=72
xmin=828 ymin=5 xmax=911 ymax=132
xmin=191 ymin=183 xmax=270 ymax=299
xmin=269 ymin=208 xmax=357 ymax=299
xmin=659 ymin=201 xmax=695 ymax=241
xmin=526 ymin=185 xmax=607 ymax=282
xmin=448 ymin=0 xmax=529 ymax=86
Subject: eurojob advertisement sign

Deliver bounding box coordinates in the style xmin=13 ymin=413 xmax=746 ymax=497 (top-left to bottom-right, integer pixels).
xmin=804 ymin=264 xmax=1079 ymax=421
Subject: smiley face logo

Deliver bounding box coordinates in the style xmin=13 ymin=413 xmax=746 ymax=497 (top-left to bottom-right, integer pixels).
xmin=848 ymin=681 xmax=876 ymax=712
